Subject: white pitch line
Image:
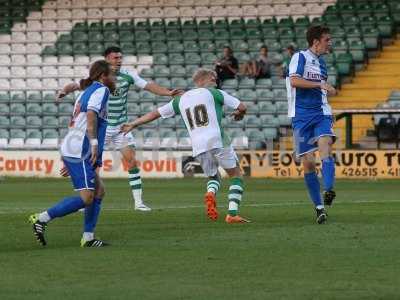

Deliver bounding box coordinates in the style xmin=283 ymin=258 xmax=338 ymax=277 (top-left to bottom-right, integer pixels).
xmin=1 ymin=199 xmax=400 ymax=214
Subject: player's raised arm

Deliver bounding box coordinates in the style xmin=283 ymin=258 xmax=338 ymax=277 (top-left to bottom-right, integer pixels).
xmin=144 ymin=82 xmax=183 ymax=97
xmin=127 ymin=68 xmax=183 ymax=97
xmin=121 ymin=99 xmax=176 ymax=133
xmin=56 ymin=82 xmax=80 ymax=101
xmin=120 ymin=110 xmax=161 ymax=133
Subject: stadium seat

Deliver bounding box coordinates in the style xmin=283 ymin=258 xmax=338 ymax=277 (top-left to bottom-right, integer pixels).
xmin=25 ymin=129 xmax=42 ymax=148
xmin=59 ymin=116 xmax=71 ymax=128
xmin=153 ymin=66 xmax=170 ymax=78
xmin=237 ymin=89 xmax=256 ymax=102
xmin=171 ymin=78 xmax=187 ymax=89
xmin=245 ymin=115 xmax=261 ymax=128
xmin=273 ymin=89 xmax=287 ymax=102
xmin=170 ymin=65 xmax=186 ymax=78
xmin=10 ymin=116 xmax=26 ymax=128
xmin=169 ymin=53 xmax=185 ymax=65
xmin=349 ymin=40 xmax=366 ymax=63
xmin=201 ymin=53 xmax=217 ymax=65
xmin=140 ymin=103 xmax=155 ymax=114
xmin=336 ymin=53 xmax=354 ymax=76
xmin=160 ymin=129 xmax=177 ymax=148
xmin=221 ymin=79 xmax=238 ymax=89
xmin=278 ymin=114 xmax=291 ymax=126
xmin=8 ymin=129 xmax=25 ymax=148
xmin=159 ymin=117 xmax=175 ymax=128
xmin=127 ymin=103 xmax=140 ymax=115
xmin=42 ymin=129 xmax=59 ymax=148
xmin=238 ymin=78 xmax=255 ymax=89
xmin=139 ymin=90 xmax=156 ymax=102
xmin=262 ymin=127 xmax=278 ymax=140
xmin=43 ymin=116 xmax=58 ymax=128
xmin=0 ymin=103 xmax=9 ymax=114
xmin=176 ymin=118 xmax=186 ymax=129
xmin=155 ymin=78 xmax=171 ymax=89
xmin=0 ymin=116 xmax=10 ymax=128
xmin=42 ymin=103 xmax=57 ymax=115
xmin=260 ymin=115 xmax=279 ymax=127
xmin=153 ymin=54 xmax=168 ymax=65
xmin=10 ymin=103 xmax=25 ymax=115
xmin=199 ymin=40 xmax=215 ymax=53
xmin=141 ymin=67 xmax=155 ymax=78
xmin=0 ymin=92 xmax=10 ymax=103
xmin=276 ymin=101 xmax=289 ymax=113
xmin=184 ymin=53 xmax=201 ymax=65
xmin=376 ymin=117 xmax=398 ymax=147
xmin=259 ymin=102 xmax=277 ymax=114
xmin=59 ymin=103 xmax=74 ymax=115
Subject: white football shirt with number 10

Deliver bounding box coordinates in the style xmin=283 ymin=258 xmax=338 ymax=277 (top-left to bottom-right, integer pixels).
xmin=158 ymin=87 xmax=240 ymax=157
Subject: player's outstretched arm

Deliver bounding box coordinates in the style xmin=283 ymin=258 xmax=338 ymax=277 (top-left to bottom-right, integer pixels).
xmin=120 ymin=110 xmax=162 ymax=133
xmin=56 ymin=82 xmax=80 ymax=102
xmin=144 ymin=82 xmax=184 ymax=97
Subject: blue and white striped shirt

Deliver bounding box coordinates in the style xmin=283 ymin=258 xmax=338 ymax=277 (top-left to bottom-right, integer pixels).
xmin=286 ymin=49 xmax=332 ymax=119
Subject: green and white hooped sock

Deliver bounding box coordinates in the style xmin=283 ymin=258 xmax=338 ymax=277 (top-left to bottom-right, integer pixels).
xmin=228 ymin=177 xmax=244 ymax=216
xmin=207 ymin=179 xmax=220 ymax=195
xmin=129 ymin=167 xmax=143 ymax=206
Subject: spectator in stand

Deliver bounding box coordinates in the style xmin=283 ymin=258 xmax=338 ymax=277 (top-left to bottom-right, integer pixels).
xmin=281 ymin=45 xmax=296 ymax=78
xmin=215 ymin=46 xmax=239 ymax=84
xmin=241 ymin=45 xmax=272 ymax=79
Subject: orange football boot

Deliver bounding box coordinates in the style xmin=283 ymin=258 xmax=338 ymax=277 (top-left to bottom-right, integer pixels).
xmin=225 ymin=214 xmax=251 ymax=224
xmin=204 ymin=192 xmax=218 ymax=221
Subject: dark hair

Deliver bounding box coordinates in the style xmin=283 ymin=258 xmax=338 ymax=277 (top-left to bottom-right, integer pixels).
xmin=103 ymin=46 xmax=122 ymax=57
xmin=80 ymin=60 xmax=111 ymax=90
xmin=306 ymin=25 xmax=330 ymax=47
xmin=260 ymin=45 xmax=268 ymax=51
xmin=223 ymin=46 xmax=233 ymax=52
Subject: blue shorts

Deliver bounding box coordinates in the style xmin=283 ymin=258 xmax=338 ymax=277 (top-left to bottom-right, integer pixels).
xmin=62 ymin=157 xmax=97 ymax=191
xmin=292 ymin=114 xmax=336 ymax=157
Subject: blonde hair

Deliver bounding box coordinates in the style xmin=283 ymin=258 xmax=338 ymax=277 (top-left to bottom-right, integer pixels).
xmin=192 ymin=68 xmax=217 ymax=86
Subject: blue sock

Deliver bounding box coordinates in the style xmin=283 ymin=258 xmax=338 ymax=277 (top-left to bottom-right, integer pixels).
xmin=47 ymin=196 xmax=86 ymax=219
xmin=84 ymin=197 xmax=102 ymax=233
xmin=304 ymin=172 xmax=322 ymax=207
xmin=321 ymin=156 xmax=335 ymax=191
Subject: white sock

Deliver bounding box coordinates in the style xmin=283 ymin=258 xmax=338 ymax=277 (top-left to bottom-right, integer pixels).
xmin=133 ymin=190 xmax=143 ymax=206
xmin=228 ymin=201 xmax=239 ymax=211
xmin=316 ymin=205 xmax=324 ymax=210
xmin=38 ymin=211 xmax=51 ymax=223
xmin=83 ymin=232 xmax=94 ymax=242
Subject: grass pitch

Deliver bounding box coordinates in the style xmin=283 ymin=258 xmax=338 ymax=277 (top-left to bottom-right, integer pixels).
xmin=0 ymin=177 xmax=400 ymax=299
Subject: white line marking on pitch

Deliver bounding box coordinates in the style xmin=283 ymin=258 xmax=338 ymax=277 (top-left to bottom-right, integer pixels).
xmin=1 ymin=199 xmax=399 ymax=214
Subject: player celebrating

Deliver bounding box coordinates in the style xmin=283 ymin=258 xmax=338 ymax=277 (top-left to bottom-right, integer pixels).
xmin=121 ymin=69 xmax=249 ymax=223
xmin=286 ymin=25 xmax=337 ymax=224
xmin=58 ymin=46 xmax=182 ymax=211
xmin=29 ymin=60 xmax=114 ymax=247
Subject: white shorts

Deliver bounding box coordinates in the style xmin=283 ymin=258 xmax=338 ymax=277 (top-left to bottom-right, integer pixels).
xmin=195 ymin=146 xmax=238 ymax=177
xmin=104 ymin=125 xmax=136 ymax=150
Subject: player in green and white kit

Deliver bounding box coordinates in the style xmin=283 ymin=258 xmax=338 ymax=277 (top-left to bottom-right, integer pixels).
xmin=121 ymin=69 xmax=249 ymax=223
xmin=58 ymin=46 xmax=182 ymax=211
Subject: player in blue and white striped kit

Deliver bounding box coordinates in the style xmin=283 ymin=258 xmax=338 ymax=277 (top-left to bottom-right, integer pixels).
xmin=286 ymin=26 xmax=337 ymax=224
xmin=29 ymin=60 xmax=116 ymax=247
